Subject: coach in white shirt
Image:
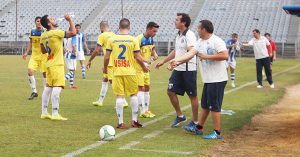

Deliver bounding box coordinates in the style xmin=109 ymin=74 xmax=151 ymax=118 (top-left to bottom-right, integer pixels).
xmin=170 ymin=20 xmax=228 ymax=139
xmin=244 ymin=29 xmax=274 ymax=88
xmin=156 ymin=13 xmax=199 ymax=129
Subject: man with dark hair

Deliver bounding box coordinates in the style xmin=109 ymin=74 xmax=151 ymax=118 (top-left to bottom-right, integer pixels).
xmin=226 ymin=33 xmax=241 ymax=88
xmin=264 ymin=33 xmax=277 ymax=68
xmin=170 ymin=19 xmax=229 ymax=139
xmin=243 ymin=29 xmax=274 ymax=88
xmin=156 ymin=13 xmax=199 ymax=131
xmin=72 ymin=24 xmax=90 ymax=79
xmin=39 ymin=14 xmax=76 ymax=120
xmin=87 ymin=21 xmax=128 ymax=107
xmin=104 ymin=18 xmax=149 ymax=129
xmin=136 ymin=21 xmax=159 ymax=118
xmin=22 ymin=16 xmax=47 ymax=100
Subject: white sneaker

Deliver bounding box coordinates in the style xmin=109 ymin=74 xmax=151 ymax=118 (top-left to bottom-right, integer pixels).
xmin=231 ymin=82 xmax=236 ymax=88
xmin=257 ymin=85 xmax=263 ymax=88
xmin=270 ymin=84 xmax=275 ymax=88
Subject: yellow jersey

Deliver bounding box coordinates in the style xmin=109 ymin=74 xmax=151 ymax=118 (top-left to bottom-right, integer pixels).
xmin=106 ymin=34 xmax=140 ymax=76
xmin=29 ymin=28 xmax=47 ymax=60
xmin=40 ymin=29 xmax=66 ymax=67
xmin=135 ymin=34 xmax=155 ymax=71
xmin=97 ymin=32 xmax=115 ymax=66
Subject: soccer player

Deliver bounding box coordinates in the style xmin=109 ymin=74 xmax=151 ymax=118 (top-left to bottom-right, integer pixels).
xmin=63 ymin=37 xmax=77 ymax=88
xmin=22 ymin=17 xmax=47 ymax=100
xmin=156 ymin=13 xmax=199 ymax=130
xmin=226 ymin=33 xmax=241 ymax=88
xmin=243 ymin=29 xmax=274 ymax=88
xmin=104 ymin=18 xmax=149 ymax=129
xmin=39 ymin=13 xmax=76 ymax=120
xmin=87 ymin=21 xmax=128 ymax=107
xmin=73 ymin=24 xmax=90 ymax=79
xmin=264 ymin=33 xmax=276 ymax=69
xmin=136 ymin=22 xmax=159 ymax=118
xmin=170 ymin=20 xmax=229 ymax=139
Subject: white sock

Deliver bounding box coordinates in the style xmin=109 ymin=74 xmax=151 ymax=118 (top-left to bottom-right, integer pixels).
xmin=28 ymin=75 xmax=37 ymax=93
xmin=144 ymin=92 xmax=150 ymax=112
xmin=41 ymin=87 xmax=52 ymax=115
xmin=98 ymin=81 xmax=109 ymax=103
xmin=137 ymin=91 xmax=146 ymax=114
xmin=130 ymin=95 xmax=139 ymax=122
xmin=116 ymin=98 xmax=125 ymax=124
xmin=51 ymin=87 xmax=62 ymax=117
xmin=42 ymin=77 xmax=46 ymax=88
xmin=81 ymin=65 xmax=86 ymax=76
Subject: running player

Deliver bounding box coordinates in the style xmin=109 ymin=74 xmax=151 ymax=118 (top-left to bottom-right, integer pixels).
xmin=22 ymin=17 xmax=47 ymax=100
xmin=226 ymin=33 xmax=241 ymax=88
xmin=73 ymin=24 xmax=90 ymax=79
xmin=64 ymin=37 xmax=77 ymax=88
xmin=87 ymin=21 xmax=128 ymax=107
xmin=104 ymin=18 xmax=149 ymax=128
xmin=39 ymin=13 xmax=76 ymax=120
xmin=136 ymin=22 xmax=159 ymax=118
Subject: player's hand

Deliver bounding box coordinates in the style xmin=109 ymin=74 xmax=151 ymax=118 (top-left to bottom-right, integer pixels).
xmin=22 ymin=52 xmax=28 ymax=60
xmin=142 ymin=66 xmax=150 ymax=73
xmin=155 ymin=60 xmax=164 ymax=69
xmin=86 ymin=49 xmax=91 ymax=55
xmin=86 ymin=61 xmax=91 ymax=69
xmin=273 ymin=56 xmax=276 ymax=61
xmin=167 ymin=59 xmax=177 ymax=71
xmin=64 ymin=13 xmax=72 ymax=21
xmin=198 ymin=53 xmax=208 ymax=60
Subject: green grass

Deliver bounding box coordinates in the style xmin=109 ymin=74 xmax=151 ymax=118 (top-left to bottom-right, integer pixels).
xmin=0 ymin=56 xmax=300 ymax=157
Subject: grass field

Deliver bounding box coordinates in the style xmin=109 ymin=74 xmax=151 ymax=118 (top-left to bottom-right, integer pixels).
xmin=1 ymin=55 xmax=300 ymax=157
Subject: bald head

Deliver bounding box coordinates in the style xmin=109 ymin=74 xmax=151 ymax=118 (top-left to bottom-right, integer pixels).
xmin=100 ymin=21 xmax=109 ymax=32
xmin=119 ymin=18 xmax=130 ymax=30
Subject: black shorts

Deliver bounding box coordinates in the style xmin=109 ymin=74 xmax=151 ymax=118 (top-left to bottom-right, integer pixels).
xmin=201 ymin=81 xmax=227 ymax=112
xmin=168 ymin=70 xmax=197 ymax=96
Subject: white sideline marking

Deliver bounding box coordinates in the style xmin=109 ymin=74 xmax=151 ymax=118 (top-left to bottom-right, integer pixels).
xmin=143 ymin=130 xmax=164 ymax=139
xmin=119 ymin=140 xmax=193 ymax=155
xmin=125 ymin=148 xmax=193 ymax=155
xmin=119 ymin=141 xmax=140 ymax=150
xmin=61 ymin=64 xmax=300 ymax=157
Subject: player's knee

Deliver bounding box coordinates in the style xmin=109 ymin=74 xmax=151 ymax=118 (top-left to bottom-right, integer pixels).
xmin=167 ymin=90 xmax=176 ymax=97
xmin=28 ymin=69 xmax=34 ymax=76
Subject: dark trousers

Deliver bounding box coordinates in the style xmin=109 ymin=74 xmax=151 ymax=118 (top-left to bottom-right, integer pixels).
xmin=256 ymin=57 xmax=273 ymax=85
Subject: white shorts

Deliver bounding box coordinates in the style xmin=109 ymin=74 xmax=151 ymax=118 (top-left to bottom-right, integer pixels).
xmin=66 ymin=58 xmax=77 ymax=70
xmin=76 ymin=52 xmax=85 ymax=61
xmin=226 ymin=61 xmax=236 ymax=69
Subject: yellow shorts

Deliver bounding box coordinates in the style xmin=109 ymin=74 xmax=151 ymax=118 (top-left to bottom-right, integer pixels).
xmin=137 ymin=72 xmax=150 ymax=86
xmin=104 ymin=66 xmax=113 ymax=80
xmin=28 ymin=58 xmax=47 ymax=73
xmin=46 ymin=66 xmax=65 ymax=87
xmin=112 ymin=75 xmax=138 ymax=96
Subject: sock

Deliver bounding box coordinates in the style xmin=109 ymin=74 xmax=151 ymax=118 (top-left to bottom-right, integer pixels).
xmin=42 ymin=77 xmax=46 ymax=88
xmin=98 ymin=81 xmax=109 ymax=104
xmin=51 ymin=87 xmax=62 ymax=117
xmin=137 ymin=91 xmax=145 ymax=114
xmin=214 ymin=130 xmax=221 ymax=135
xmin=28 ymin=75 xmax=37 ymax=93
xmin=130 ymin=95 xmax=139 ymax=122
xmin=81 ymin=65 xmax=86 ymax=77
xmin=41 ymin=87 xmax=52 ymax=115
xmin=144 ymin=92 xmax=150 ymax=111
xmin=70 ymin=72 xmax=74 ymax=86
xmin=116 ymin=98 xmax=125 ymax=124
xmin=65 ymin=71 xmax=73 ymax=80
xmin=193 ymin=121 xmax=199 ymax=125
xmin=230 ymin=73 xmax=235 ymax=82
xmin=178 ymin=115 xmax=184 ymax=118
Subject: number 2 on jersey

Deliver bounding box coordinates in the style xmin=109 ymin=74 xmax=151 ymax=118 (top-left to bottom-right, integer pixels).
xmin=118 ymin=44 xmax=126 ymax=59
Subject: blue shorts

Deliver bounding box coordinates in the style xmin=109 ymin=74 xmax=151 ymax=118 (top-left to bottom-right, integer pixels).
xmin=201 ymin=81 xmax=227 ymax=112
xmin=167 ymin=70 xmax=197 ymax=96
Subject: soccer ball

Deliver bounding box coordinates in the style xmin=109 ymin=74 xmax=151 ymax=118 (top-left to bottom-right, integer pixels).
xmin=99 ymin=125 xmax=116 ymax=141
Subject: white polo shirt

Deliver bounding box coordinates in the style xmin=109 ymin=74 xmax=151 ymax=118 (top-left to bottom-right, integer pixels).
xmin=195 ymin=34 xmax=228 ymax=83
xmin=174 ymin=29 xmax=197 ymax=71
xmin=248 ymin=36 xmax=270 ymax=59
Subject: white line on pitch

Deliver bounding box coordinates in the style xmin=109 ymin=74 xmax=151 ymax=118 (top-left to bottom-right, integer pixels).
xmin=119 ymin=141 xmax=140 ymax=150
xmin=126 ymin=148 xmax=193 ymax=155
xmin=61 ymin=64 xmax=300 ymax=157
xmin=143 ymin=130 xmax=164 ymax=139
